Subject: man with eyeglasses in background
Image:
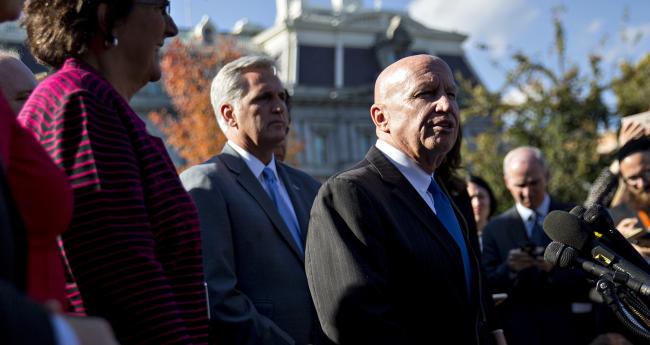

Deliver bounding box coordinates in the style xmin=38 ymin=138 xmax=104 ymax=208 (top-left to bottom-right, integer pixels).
xmin=610 ymin=137 xmax=650 ymax=259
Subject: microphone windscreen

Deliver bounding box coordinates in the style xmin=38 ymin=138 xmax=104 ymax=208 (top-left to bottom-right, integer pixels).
xmin=543 ymin=210 xmax=591 ymax=250
xmin=544 ymin=241 xmax=564 ymax=266
xmin=570 ymin=205 xmax=587 ymax=218
xmin=544 ymin=241 xmax=578 ymax=268
xmin=558 ymin=246 xmax=578 ymax=268
xmin=583 ymin=204 xmax=615 ymax=229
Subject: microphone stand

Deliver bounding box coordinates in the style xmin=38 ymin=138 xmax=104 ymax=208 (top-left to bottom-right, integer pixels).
xmin=596 ymin=276 xmax=650 ymax=341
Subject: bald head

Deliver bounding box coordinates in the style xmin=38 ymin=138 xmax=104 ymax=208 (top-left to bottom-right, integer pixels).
xmin=0 ymin=53 xmax=37 ymax=115
xmin=503 ymin=147 xmax=548 ymax=176
xmin=374 ymin=55 xmax=452 ymax=104
xmin=370 ymin=54 xmax=459 ymax=173
xmin=503 ymin=146 xmax=549 ymax=209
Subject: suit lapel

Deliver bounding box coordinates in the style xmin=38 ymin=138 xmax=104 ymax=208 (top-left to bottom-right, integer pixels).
xmin=365 ymin=147 xmax=460 ymax=256
xmin=506 ymin=207 xmax=530 ymax=244
xmin=366 ymin=147 xmax=478 ymax=307
xmin=220 ymin=145 xmax=305 ymax=262
xmin=507 ymin=199 xmax=567 ymax=245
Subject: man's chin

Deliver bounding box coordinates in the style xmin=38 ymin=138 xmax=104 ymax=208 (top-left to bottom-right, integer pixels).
xmin=631 ymin=192 xmax=650 ymax=210
xmin=262 ymin=134 xmax=287 ymax=148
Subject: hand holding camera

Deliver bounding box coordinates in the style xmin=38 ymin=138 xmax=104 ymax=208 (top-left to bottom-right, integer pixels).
xmin=507 ymin=242 xmax=546 ymax=272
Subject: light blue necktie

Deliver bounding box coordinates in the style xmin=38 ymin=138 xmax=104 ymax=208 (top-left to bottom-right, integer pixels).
xmin=428 ymin=177 xmax=472 ymax=296
xmin=262 ymin=167 xmax=304 ymax=254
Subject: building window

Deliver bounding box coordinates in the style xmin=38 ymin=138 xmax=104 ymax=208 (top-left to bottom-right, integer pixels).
xmin=356 ymin=127 xmax=374 ymax=157
xmin=312 ymin=132 xmax=328 ymax=166
xmin=298 ymin=45 xmax=335 ymax=87
xmin=344 ymin=47 xmax=380 ymax=87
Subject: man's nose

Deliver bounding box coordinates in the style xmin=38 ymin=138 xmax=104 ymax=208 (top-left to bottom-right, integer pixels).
xmin=434 ymin=95 xmax=451 ymax=113
xmin=272 ymin=97 xmax=286 ymax=114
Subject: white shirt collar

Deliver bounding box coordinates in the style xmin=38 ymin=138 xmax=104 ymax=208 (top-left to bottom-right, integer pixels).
xmin=375 ymin=139 xmax=432 ymax=194
xmin=227 ymin=140 xmax=279 ymax=180
xmin=515 ymin=193 xmax=551 ymax=221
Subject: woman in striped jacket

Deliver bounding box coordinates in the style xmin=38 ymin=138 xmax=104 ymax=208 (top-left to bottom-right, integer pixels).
xmin=18 ymin=1 xmax=209 ymax=344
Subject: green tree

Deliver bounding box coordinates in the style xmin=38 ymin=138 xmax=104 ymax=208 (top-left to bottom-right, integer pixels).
xmin=149 ymin=37 xmax=242 ymax=170
xmin=612 ymin=53 xmax=650 ymax=116
xmin=461 ymin=9 xmax=612 ymax=212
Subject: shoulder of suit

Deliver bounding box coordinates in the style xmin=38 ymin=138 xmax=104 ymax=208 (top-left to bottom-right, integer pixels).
xmin=316 ymin=162 xmax=382 ymax=203
xmin=179 ymin=155 xmax=228 ymax=185
xmin=327 ymin=159 xmax=376 ymax=183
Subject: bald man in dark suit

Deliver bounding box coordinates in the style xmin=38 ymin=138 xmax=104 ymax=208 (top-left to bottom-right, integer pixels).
xmin=305 ymin=55 xmax=502 ymax=345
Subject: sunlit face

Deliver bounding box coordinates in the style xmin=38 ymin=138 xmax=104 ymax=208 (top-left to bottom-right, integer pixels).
xmin=467 ymin=181 xmax=491 ymax=226
xmin=0 ymin=56 xmax=37 ymax=115
xmin=505 ymin=159 xmax=548 ymax=209
xmin=381 ymin=56 xmax=459 ymax=167
xmin=113 ymin=0 xmax=178 ymax=86
xmin=620 ymin=151 xmax=650 ymax=209
xmin=0 ymin=0 xmax=23 ymax=22
xmin=231 ymin=68 xmax=289 ymax=152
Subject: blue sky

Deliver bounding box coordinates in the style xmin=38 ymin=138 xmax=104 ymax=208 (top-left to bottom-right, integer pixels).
xmin=171 ymin=0 xmax=650 ymax=96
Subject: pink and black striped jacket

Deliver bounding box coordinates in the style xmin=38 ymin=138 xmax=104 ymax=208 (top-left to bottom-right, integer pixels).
xmin=18 ymin=58 xmax=209 ymax=345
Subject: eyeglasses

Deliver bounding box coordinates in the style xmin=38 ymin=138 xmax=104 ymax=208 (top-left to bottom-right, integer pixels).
xmin=622 ymin=170 xmax=650 ymax=187
xmin=134 ymin=0 xmax=171 ymax=16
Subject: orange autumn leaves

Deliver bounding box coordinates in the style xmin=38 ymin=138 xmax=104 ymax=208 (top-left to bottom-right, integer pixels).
xmin=149 ymin=37 xmax=241 ymax=170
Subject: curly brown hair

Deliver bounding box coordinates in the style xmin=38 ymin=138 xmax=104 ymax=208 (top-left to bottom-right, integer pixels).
xmin=22 ymin=0 xmax=134 ymax=68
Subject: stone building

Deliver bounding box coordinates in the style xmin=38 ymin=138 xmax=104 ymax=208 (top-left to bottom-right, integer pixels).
xmin=0 ymin=1 xmax=481 ymax=179
xmin=250 ymin=0 xmax=480 ymax=178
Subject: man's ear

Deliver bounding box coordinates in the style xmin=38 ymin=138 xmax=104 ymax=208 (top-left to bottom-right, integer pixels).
xmin=370 ymin=104 xmax=389 ymax=133
xmin=221 ymin=104 xmax=237 ymax=129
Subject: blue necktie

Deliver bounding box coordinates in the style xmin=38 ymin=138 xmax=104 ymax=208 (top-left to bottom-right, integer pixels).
xmin=262 ymin=167 xmax=304 ymax=254
xmin=529 ymin=211 xmax=547 ymax=247
xmin=428 ymin=178 xmax=472 ymax=296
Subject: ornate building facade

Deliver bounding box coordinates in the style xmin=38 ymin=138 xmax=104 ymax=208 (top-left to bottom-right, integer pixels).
xmin=0 ymin=1 xmax=480 ymax=179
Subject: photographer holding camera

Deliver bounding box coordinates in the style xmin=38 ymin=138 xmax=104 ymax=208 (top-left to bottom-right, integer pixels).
xmin=609 ymin=136 xmax=650 ymax=259
xmin=481 ymin=146 xmax=595 ymax=345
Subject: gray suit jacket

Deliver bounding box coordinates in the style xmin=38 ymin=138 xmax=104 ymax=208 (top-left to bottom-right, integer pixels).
xmin=181 ymin=143 xmax=322 ymax=345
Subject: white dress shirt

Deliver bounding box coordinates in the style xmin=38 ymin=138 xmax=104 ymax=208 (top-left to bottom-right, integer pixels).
xmin=375 ymin=139 xmax=441 ymax=215
xmin=515 ymin=193 xmax=551 ymax=239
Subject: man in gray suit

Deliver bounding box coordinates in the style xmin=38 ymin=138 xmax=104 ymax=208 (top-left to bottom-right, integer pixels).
xmin=181 ymin=56 xmax=324 ymax=345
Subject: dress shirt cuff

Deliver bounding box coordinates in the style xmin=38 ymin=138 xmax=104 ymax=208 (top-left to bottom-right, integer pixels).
xmin=51 ymin=314 xmax=81 ymax=345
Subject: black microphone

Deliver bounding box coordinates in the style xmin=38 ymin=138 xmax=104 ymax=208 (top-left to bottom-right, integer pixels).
xmin=543 ymin=210 xmax=650 ymax=286
xmin=581 ymin=204 xmax=650 ymax=273
xmin=544 ymin=241 xmax=650 ymax=296
xmin=570 ymin=205 xmax=587 ymax=218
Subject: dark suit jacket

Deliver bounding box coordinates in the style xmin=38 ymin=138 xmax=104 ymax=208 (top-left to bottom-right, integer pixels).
xmin=481 ymin=201 xmax=594 ymax=345
xmin=306 ymin=146 xmax=492 ymax=345
xmin=608 ymin=202 xmax=639 ymax=227
xmin=181 ymin=143 xmax=323 ymax=345
xmin=0 ymin=163 xmax=55 ymax=345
